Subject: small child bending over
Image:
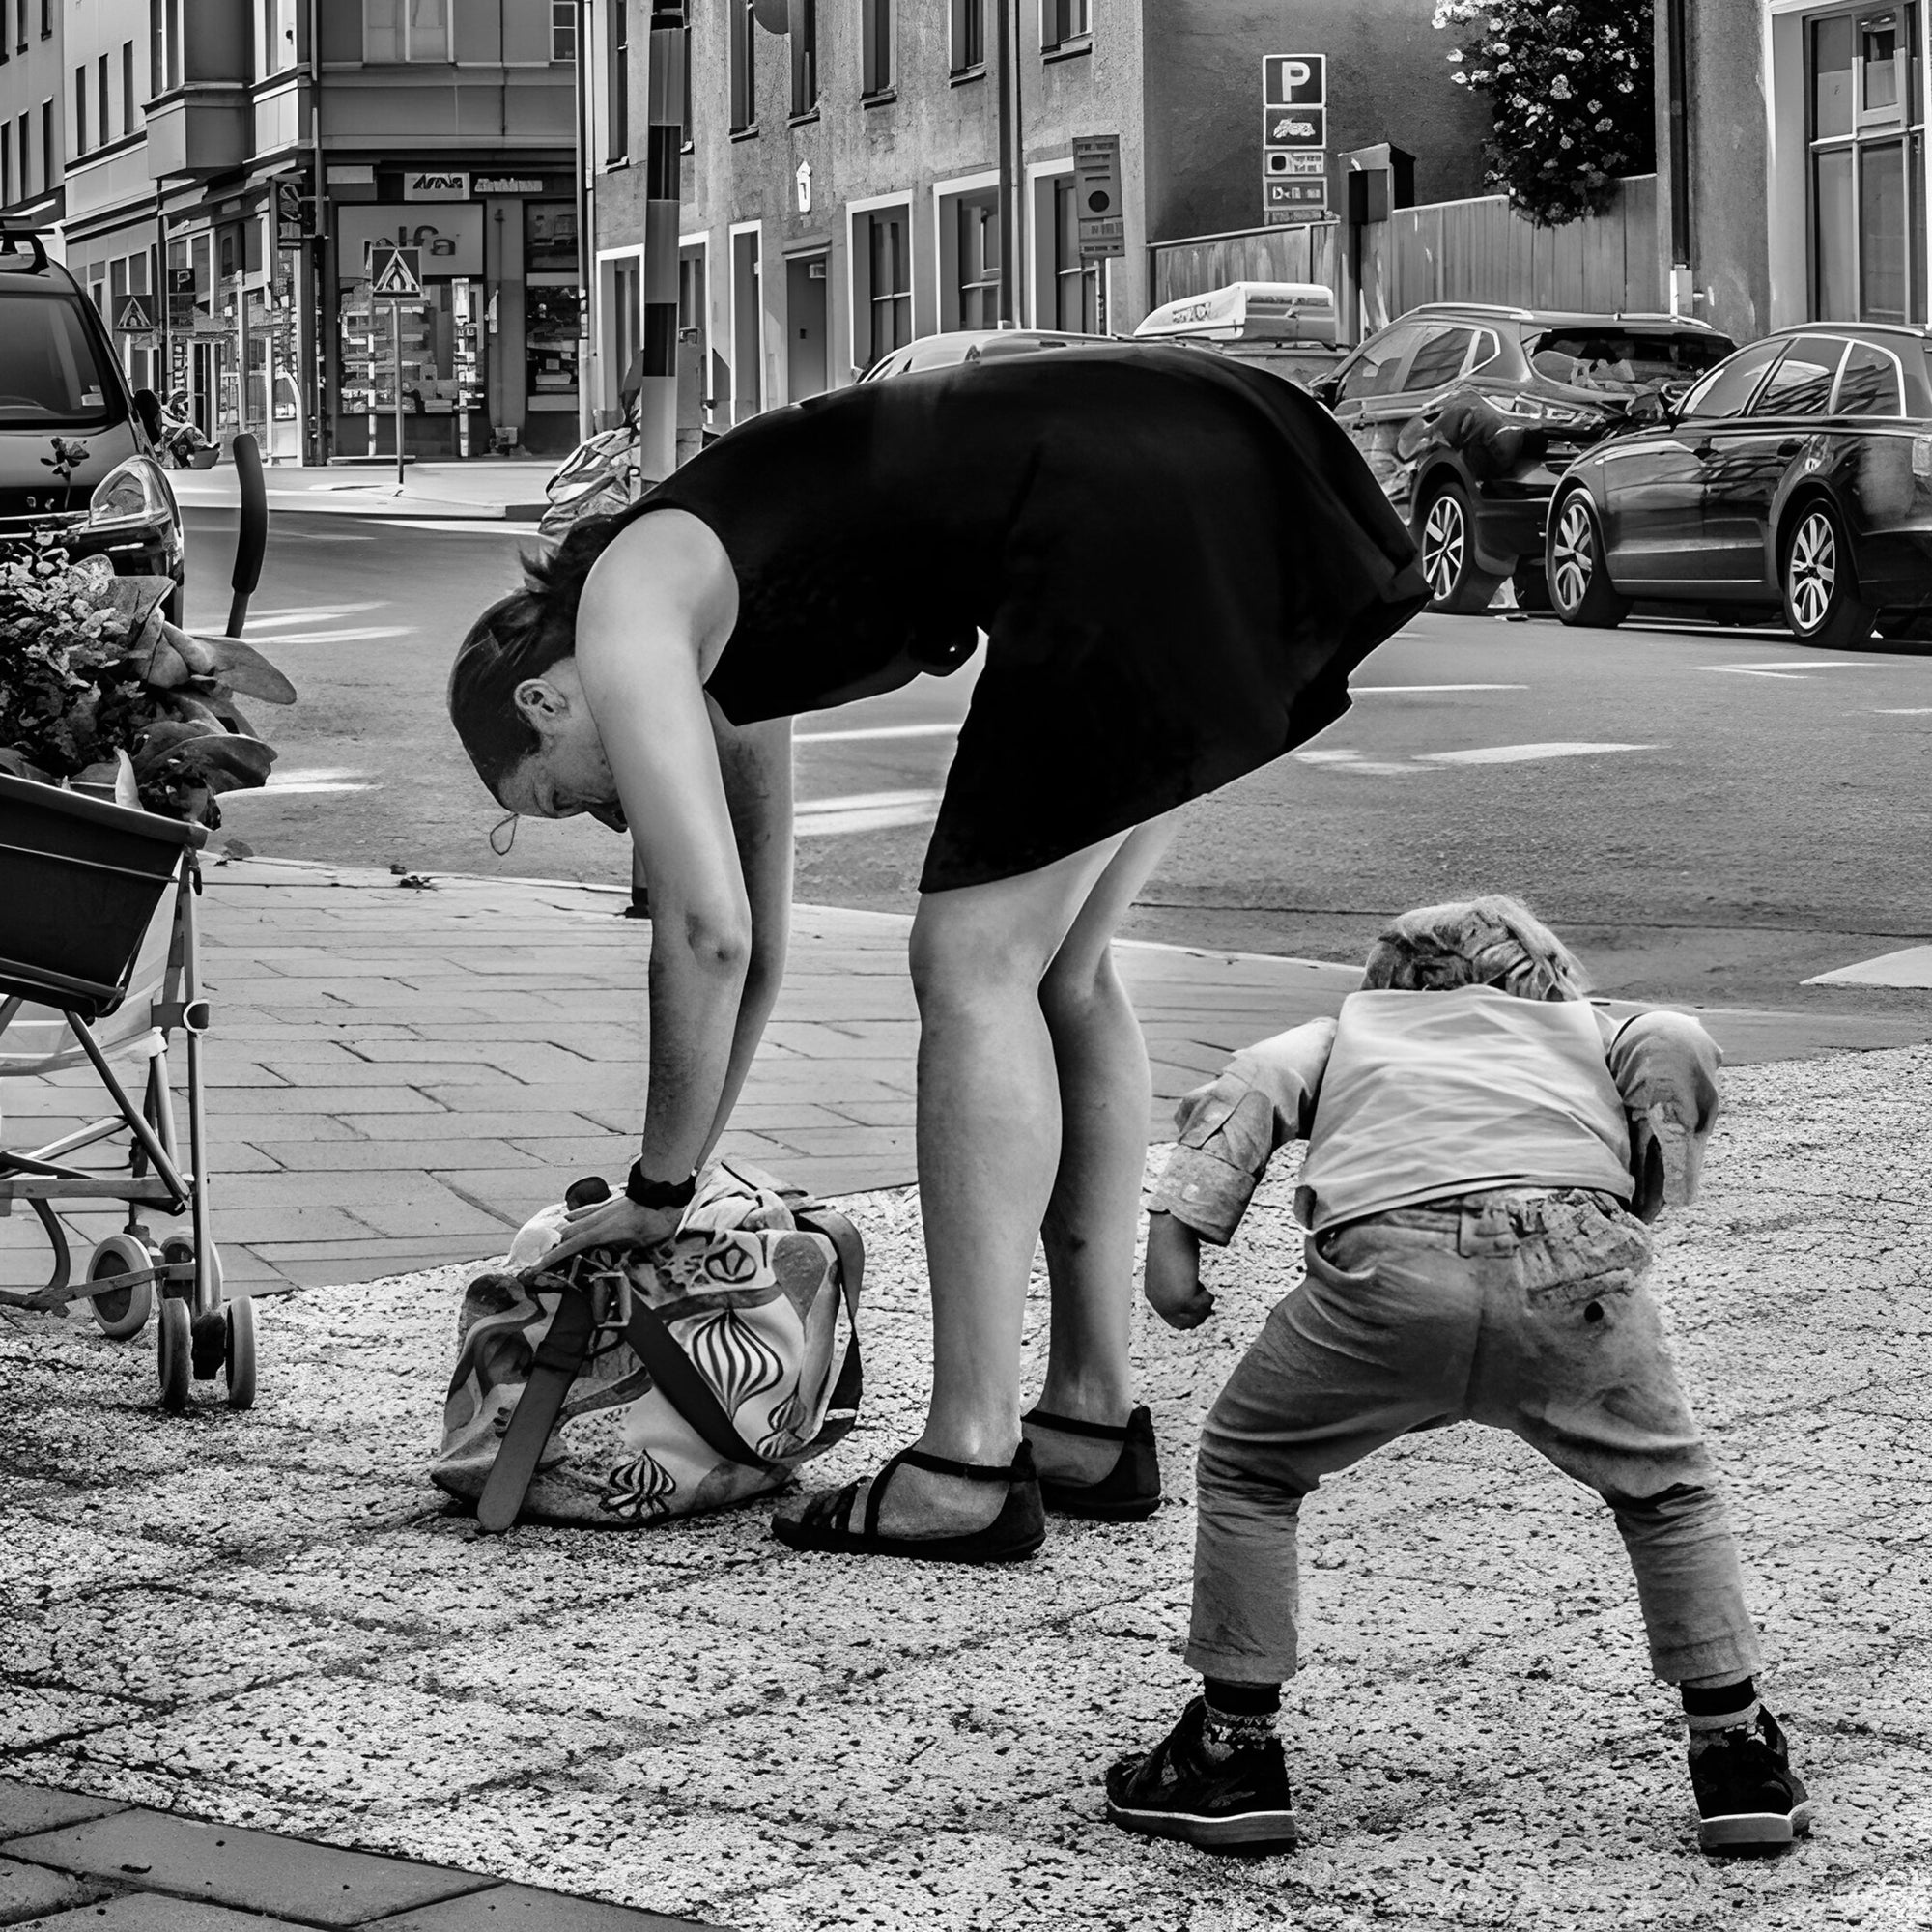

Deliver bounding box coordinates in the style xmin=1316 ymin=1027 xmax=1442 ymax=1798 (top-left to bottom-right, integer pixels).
xmin=1106 ymin=895 xmax=1807 ymax=1857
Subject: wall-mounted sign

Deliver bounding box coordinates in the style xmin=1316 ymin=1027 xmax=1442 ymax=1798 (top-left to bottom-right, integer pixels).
xmin=796 ymin=159 xmax=812 ymax=213
xmin=1264 ymin=54 xmax=1329 ymax=223
xmin=337 ymin=204 xmax=485 ymax=278
xmin=405 ymin=170 xmax=470 ymax=201
xmin=1072 ymin=132 xmax=1126 ymax=261
xmin=473 ymin=176 xmax=548 ymax=195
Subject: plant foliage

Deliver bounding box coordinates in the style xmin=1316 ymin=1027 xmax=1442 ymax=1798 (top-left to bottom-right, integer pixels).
xmin=1434 ymin=0 xmax=1655 ymax=226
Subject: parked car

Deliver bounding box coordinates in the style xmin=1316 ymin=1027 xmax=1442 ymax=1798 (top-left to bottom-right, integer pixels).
xmin=858 ymin=327 xmax=1118 ymax=382
xmin=1307 ymin=303 xmax=1735 ymax=613
xmin=0 ymin=228 xmax=185 ymax=616
xmin=1545 ymin=322 xmax=1932 ymax=649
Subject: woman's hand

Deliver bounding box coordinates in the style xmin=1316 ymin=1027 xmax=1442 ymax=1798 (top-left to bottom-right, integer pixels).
xmin=1143 ymin=1211 xmax=1215 ymax=1330
xmin=530 ymin=1192 xmax=682 ymax=1274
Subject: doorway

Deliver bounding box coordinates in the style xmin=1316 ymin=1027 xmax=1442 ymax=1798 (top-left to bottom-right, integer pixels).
xmin=786 ymin=251 xmax=829 ymax=401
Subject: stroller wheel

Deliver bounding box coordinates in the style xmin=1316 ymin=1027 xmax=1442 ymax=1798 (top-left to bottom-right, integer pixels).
xmin=88 ymin=1235 xmax=156 ymax=1342
xmin=161 ymin=1235 xmax=223 ymax=1313
xmin=224 ymin=1297 xmax=258 ymax=1411
xmin=156 ymin=1296 xmax=193 ymax=1412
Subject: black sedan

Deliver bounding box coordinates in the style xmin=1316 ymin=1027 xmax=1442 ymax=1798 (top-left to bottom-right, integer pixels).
xmin=1545 ymin=322 xmax=1932 ymax=648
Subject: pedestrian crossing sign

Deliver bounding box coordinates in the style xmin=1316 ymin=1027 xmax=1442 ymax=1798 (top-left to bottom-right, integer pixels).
xmin=113 ymin=293 xmax=156 ymax=332
xmin=368 ymin=245 xmax=424 ymax=300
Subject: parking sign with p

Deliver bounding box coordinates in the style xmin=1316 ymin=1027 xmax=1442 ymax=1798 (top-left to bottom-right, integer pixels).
xmin=1264 ymin=55 xmax=1325 ymax=106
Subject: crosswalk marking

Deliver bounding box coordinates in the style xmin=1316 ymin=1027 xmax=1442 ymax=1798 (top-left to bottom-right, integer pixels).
xmin=1353 ymin=683 xmax=1529 ymax=694
xmin=240 ymin=626 xmax=412 ymax=645
xmin=1804 ymin=945 xmax=1932 ymax=988
xmin=794 ymin=787 xmax=944 ymax=838
xmin=795 ymin=722 xmax=961 ymax=744
xmin=246 ymin=603 xmax=385 ymax=627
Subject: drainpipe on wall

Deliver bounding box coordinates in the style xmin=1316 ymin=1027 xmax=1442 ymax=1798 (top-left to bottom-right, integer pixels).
xmin=576 ymin=0 xmax=597 ymax=443
xmin=638 ymin=0 xmax=684 ymax=481
xmin=307 ymin=0 xmax=326 ymax=464
xmin=996 ymin=0 xmax=1015 ymax=326
xmin=1665 ymin=0 xmax=1693 ymax=315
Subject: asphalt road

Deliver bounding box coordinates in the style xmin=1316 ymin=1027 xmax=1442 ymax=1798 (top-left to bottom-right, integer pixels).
xmin=183 ymin=506 xmax=1932 ymax=1013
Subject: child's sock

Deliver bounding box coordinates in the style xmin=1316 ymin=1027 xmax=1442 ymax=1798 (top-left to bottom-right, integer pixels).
xmin=1200 ymin=1677 xmax=1281 ymax=1760
xmin=1682 ymin=1676 xmax=1759 ymax=1753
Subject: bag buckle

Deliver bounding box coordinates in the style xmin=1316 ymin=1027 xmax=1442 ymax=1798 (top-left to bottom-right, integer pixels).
xmin=583 ymin=1262 xmax=633 ymax=1335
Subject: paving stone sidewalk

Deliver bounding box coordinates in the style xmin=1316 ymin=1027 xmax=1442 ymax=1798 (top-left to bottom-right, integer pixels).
xmin=3 ymin=862 xmax=1930 ymax=1931
xmin=2 ymin=856 xmax=1925 ymax=1298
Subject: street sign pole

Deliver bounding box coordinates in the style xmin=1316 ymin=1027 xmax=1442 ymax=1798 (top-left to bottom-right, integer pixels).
xmin=366 ymin=244 xmax=424 ymax=490
xmin=393 ymin=299 xmax=405 ymax=490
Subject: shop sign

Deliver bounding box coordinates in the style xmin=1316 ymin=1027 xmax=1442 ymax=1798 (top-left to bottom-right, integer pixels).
xmin=337 ymin=204 xmax=485 ymax=279
xmin=406 ymin=170 xmax=470 ymax=201
xmin=473 ymin=176 xmax=548 ymax=195
xmin=1071 ymin=134 xmax=1125 ymax=262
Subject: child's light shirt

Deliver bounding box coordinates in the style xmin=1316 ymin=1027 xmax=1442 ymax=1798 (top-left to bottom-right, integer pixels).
xmin=1150 ymin=989 xmax=1722 ymax=1243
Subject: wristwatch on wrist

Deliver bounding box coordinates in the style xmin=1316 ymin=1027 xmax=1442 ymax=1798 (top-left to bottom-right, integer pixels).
xmin=624 ymin=1161 xmax=697 ymax=1211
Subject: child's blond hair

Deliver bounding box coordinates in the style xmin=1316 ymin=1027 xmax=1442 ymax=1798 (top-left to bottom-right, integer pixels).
xmin=1361 ymin=895 xmax=1587 ymax=1003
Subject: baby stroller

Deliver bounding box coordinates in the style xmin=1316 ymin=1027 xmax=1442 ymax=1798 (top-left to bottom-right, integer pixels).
xmin=0 ymin=438 xmax=270 ymax=1411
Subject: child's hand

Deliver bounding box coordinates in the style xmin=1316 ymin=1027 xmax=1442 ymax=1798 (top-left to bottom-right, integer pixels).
xmin=1143 ymin=1212 xmax=1215 ymax=1329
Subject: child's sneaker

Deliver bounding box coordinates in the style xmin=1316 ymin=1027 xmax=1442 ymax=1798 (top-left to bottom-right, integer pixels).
xmin=1105 ymin=1697 xmax=1298 ymax=1852
xmin=1690 ymin=1707 xmax=1812 ymax=1852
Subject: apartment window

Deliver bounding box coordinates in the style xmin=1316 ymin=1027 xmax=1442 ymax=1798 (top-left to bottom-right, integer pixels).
xmin=1809 ymin=4 xmax=1925 ymax=323
xmin=682 ymin=15 xmax=693 ymax=147
xmin=39 ymin=99 xmax=51 ymax=188
xmin=16 ymin=0 xmax=26 ymax=53
xmin=39 ymin=0 xmax=48 ymax=36
xmin=552 ymin=0 xmax=576 ymax=59
xmin=1051 ymin=176 xmax=1100 ymax=330
xmin=608 ymin=1 xmax=629 ymax=159
xmin=14 ymin=112 xmax=26 ymax=195
xmin=789 ymin=0 xmax=816 ymax=116
xmin=262 ymin=0 xmax=297 ymax=74
xmin=365 ymin=0 xmax=450 ymax=64
xmin=951 ymin=0 xmax=982 ymax=73
xmin=97 ymin=55 xmax=110 ymax=143
xmin=956 ymin=194 xmax=999 ymax=328
xmin=1041 ymin=0 xmax=1089 ymax=51
xmin=151 ymin=0 xmax=182 ymax=95
xmin=1 ymin=124 xmax=10 ymax=204
xmin=852 ymin=205 xmax=911 ymax=367
xmin=728 ymin=0 xmax=755 ymax=130
xmin=73 ymin=68 xmax=86 ymax=156
xmin=122 ymin=42 xmax=135 ymax=129
xmin=862 ymin=0 xmax=892 ymax=96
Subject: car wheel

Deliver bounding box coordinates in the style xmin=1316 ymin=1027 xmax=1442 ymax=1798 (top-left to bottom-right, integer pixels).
xmin=1416 ymin=483 xmax=1503 ymax=614
xmin=1782 ymin=499 xmax=1876 ymax=650
xmin=1546 ymin=490 xmax=1631 ymax=629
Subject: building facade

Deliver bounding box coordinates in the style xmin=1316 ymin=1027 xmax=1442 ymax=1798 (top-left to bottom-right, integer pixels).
xmin=1657 ymin=0 xmax=1927 ymax=346
xmin=1 ymin=0 xmax=580 ymax=463
xmin=587 ymin=0 xmax=1492 ymax=440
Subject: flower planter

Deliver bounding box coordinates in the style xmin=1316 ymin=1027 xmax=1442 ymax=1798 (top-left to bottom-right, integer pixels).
xmin=0 ymin=771 xmax=205 ymax=1023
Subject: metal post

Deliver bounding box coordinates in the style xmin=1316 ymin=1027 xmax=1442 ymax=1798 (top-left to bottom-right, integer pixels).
xmin=576 ymin=0 xmax=598 ymax=443
xmin=393 ymin=299 xmax=405 ymax=488
xmin=639 ymin=0 xmax=686 ymax=482
xmin=1665 ymin=0 xmax=1692 ymax=296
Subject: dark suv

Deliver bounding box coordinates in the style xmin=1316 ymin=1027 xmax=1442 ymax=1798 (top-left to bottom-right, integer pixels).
xmin=0 ymin=229 xmax=184 ymax=611
xmin=1310 ymin=303 xmax=1733 ymax=612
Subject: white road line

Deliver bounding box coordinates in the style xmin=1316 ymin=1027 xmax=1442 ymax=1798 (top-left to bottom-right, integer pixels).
xmin=1353 ymin=683 xmax=1529 ymax=694
xmin=1417 ymin=742 xmax=1658 ymax=765
xmin=1290 ymin=750 xmax=1433 ymax=775
xmin=236 ymin=768 xmax=377 ymax=797
xmin=242 ymin=626 xmax=413 ymax=645
xmin=1700 ymin=660 xmax=1883 ymax=677
xmin=384 ymin=518 xmax=543 ymax=536
xmin=1873 ymin=707 xmax=1932 ymax=714
xmin=1697 ymin=667 xmax=1810 ymax=679
xmin=795 ymin=722 xmax=961 ymax=744
xmin=245 ymin=603 xmax=385 ymax=625
xmin=1804 ymin=945 xmax=1932 ymax=988
xmin=794 ymin=787 xmax=943 ymax=837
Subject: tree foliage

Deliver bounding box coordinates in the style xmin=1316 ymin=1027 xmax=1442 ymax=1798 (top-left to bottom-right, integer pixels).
xmin=1435 ymin=0 xmax=1656 ymax=226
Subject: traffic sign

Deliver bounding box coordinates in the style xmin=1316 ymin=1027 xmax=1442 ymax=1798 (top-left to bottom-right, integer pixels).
xmin=1265 ymin=106 xmax=1324 ymax=148
xmin=368 ymin=244 xmax=424 ymax=298
xmin=1264 ymin=55 xmax=1324 ymax=106
xmin=275 ymin=180 xmax=316 ymax=247
xmin=114 ymin=293 xmax=156 ymax=332
xmin=1265 ymin=179 xmax=1329 ymax=212
xmin=166 ymin=265 xmax=196 ymax=328
xmin=1264 ymin=149 xmax=1328 ymax=178
xmin=1071 ymin=133 xmax=1126 ymax=262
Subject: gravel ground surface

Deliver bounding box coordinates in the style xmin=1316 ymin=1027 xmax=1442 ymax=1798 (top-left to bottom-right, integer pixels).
xmin=3 ymin=1046 xmax=1930 ymax=1931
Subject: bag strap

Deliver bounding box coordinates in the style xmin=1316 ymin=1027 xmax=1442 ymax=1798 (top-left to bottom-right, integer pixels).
xmin=474 ymin=1284 xmax=599 ymax=1535
xmin=620 ymin=1294 xmax=783 ymax=1475
xmin=789 ymin=1205 xmax=865 ymax=1463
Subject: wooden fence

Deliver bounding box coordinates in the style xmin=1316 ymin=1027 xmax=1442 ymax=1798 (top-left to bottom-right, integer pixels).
xmin=1149 ymin=175 xmax=1661 ymax=334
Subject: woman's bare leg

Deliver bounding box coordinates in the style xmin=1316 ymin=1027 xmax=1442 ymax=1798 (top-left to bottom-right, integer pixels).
xmin=846 ymin=819 xmax=1177 ymax=1539
xmin=1028 ymin=817 xmax=1182 ymax=1484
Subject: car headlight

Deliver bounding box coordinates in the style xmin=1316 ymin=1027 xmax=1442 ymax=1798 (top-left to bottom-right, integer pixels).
xmin=87 ymin=456 xmax=176 ymax=531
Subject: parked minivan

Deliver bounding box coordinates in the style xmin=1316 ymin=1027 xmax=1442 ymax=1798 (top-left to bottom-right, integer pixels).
xmin=0 ymin=228 xmax=185 ymax=615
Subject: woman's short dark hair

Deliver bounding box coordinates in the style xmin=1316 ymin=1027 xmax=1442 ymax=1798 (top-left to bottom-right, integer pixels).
xmin=447 ymin=513 xmax=629 ymax=801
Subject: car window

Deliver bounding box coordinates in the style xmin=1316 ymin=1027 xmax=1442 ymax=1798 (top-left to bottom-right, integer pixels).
xmin=0 ymin=292 xmax=125 ymax=429
xmin=1835 ymin=341 xmax=1906 ymax=415
xmin=1335 ymin=323 xmax=1424 ymax=404
xmin=1468 ymin=328 xmax=1503 ymax=374
xmin=1752 ymin=335 xmax=1849 ymax=416
xmin=1527 ymin=328 xmax=1733 ymax=392
xmin=1402 ymin=325 xmax=1478 ymax=393
xmin=1677 ymin=339 xmax=1787 ymax=420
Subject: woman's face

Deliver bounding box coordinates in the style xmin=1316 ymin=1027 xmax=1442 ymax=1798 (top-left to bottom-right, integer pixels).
xmin=496 ymin=658 xmax=628 ymax=831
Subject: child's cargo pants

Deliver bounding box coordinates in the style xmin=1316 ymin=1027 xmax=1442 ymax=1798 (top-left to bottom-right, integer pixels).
xmin=1185 ymin=1186 xmax=1764 ymax=1688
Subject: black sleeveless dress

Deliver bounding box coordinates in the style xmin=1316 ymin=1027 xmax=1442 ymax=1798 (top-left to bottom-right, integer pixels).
xmin=616 ymin=342 xmax=1427 ymax=893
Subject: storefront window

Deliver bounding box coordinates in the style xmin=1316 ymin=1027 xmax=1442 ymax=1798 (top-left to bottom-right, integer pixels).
xmin=1808 ymin=4 xmax=1925 ymax=322
xmin=525 ymin=200 xmax=580 ymax=420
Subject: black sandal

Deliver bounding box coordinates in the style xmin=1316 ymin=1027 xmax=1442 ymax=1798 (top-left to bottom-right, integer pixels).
xmin=771 ymin=1442 xmax=1046 ymax=1563
xmin=1022 ymin=1405 xmax=1162 ymax=1520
